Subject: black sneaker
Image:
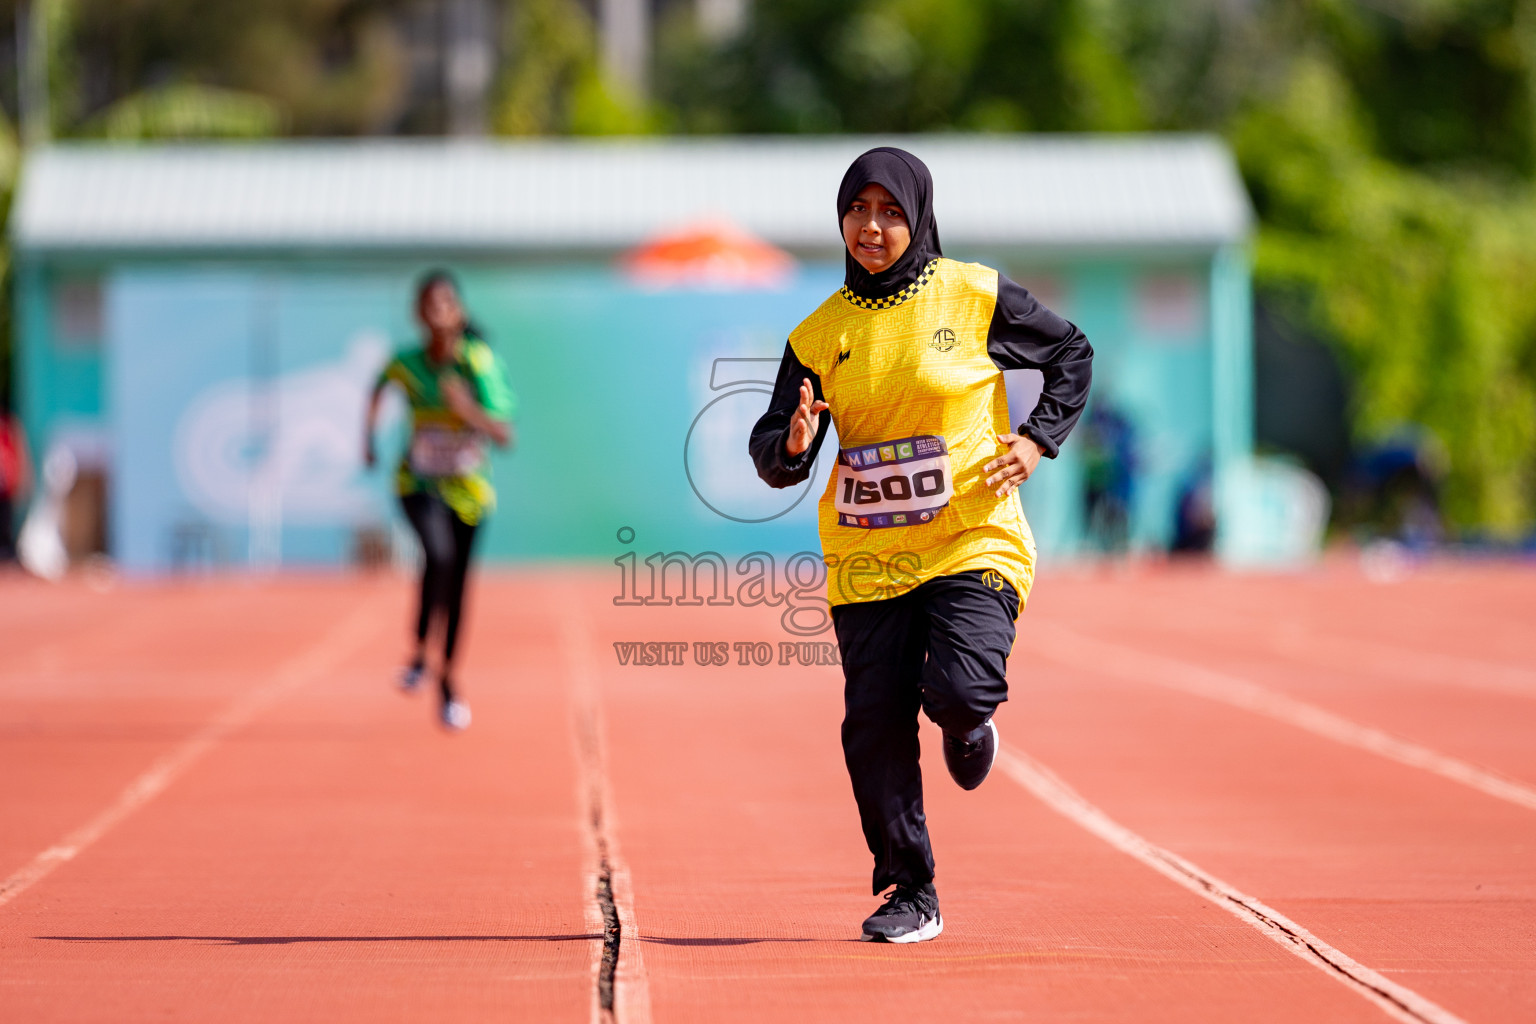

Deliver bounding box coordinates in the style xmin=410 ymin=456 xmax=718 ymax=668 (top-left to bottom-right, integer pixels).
xmin=861 ymin=883 xmax=943 ymax=943
xmin=399 ymin=658 xmax=424 ymax=693
xmin=944 ymin=719 xmax=998 ymax=791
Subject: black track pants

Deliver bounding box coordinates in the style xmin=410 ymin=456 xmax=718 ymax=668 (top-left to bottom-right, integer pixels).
xmin=832 ymin=570 xmax=1020 ymax=894
xmin=401 ymin=492 xmax=479 ymax=663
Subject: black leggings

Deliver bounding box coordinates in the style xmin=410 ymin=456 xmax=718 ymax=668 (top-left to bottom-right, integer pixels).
xmin=0 ymin=496 xmax=14 ymax=561
xmin=401 ymin=492 xmax=479 ymax=665
xmin=832 ymin=570 xmax=1019 ymax=894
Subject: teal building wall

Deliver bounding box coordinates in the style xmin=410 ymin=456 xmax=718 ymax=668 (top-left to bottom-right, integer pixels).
xmin=16 ymin=248 xmax=1247 ymax=574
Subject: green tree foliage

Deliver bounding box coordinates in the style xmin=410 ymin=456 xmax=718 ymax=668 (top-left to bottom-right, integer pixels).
xmin=492 ymin=0 xmax=650 ymax=135
xmin=1213 ymin=1 xmax=1536 ymax=534
xmin=11 ymin=0 xmax=409 ymax=136
xmin=1236 ymin=57 xmax=1536 ymax=533
xmin=86 ymin=84 xmax=282 ymax=139
xmin=655 ymin=0 xmax=1536 ymax=532
xmin=656 ymin=0 xmax=1154 ymax=133
xmin=1 ymin=0 xmax=1534 ymax=528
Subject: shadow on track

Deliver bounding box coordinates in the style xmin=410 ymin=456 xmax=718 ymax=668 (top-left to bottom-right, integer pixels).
xmin=641 ymin=936 xmax=837 ymax=946
xmin=42 ymin=933 xmax=847 ymax=947
xmin=39 ymin=934 xmax=601 ymax=945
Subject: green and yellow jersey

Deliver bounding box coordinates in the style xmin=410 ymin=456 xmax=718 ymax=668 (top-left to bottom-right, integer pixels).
xmin=751 ymin=257 xmax=1094 ymax=613
xmin=378 ymin=338 xmax=515 ymax=526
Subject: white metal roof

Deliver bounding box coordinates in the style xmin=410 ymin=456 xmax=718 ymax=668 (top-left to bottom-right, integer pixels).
xmin=11 ymin=135 xmax=1251 ymax=255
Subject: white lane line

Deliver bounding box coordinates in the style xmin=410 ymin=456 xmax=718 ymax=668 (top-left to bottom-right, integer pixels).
xmin=1140 ymin=608 xmax=1536 ymax=702
xmin=561 ymin=594 xmax=652 ymax=1024
xmin=1287 ymin=632 xmax=1536 ymax=700
xmin=0 ymin=597 xmax=384 ymax=910
xmin=1032 ymin=627 xmax=1536 ymax=815
xmin=997 ymin=746 xmax=1468 ymax=1024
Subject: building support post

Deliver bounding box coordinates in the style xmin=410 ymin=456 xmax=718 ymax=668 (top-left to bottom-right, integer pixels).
xmin=1211 ymin=243 xmax=1255 ymax=564
xmin=601 ymin=0 xmax=649 ymax=98
xmin=17 ymin=0 xmax=52 ymax=148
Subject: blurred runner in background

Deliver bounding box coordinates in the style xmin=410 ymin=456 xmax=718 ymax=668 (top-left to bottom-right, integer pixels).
xmin=0 ymin=397 xmax=33 ymax=565
xmin=364 ymin=271 xmax=515 ymax=731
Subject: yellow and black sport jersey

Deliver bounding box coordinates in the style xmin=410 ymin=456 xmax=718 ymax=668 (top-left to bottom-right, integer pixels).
xmin=749 ymin=257 xmax=1093 ymax=613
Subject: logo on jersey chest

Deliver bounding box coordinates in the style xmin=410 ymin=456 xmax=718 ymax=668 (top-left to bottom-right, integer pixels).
xmin=930 ymin=327 xmax=957 ymax=353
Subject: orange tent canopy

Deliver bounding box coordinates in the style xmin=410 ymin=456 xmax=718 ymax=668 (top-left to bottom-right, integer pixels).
xmin=622 ymin=220 xmax=796 ymax=289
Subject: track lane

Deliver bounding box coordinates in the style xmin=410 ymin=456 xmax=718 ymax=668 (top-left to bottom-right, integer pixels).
xmin=1036 ymin=562 xmax=1535 ymax=669
xmin=0 ymin=576 xmax=595 ymax=1023
xmin=4 ymin=568 xmax=1533 ymax=1022
xmin=1027 ymin=625 xmax=1536 ymax=814
xmin=1025 ymin=565 xmax=1536 ymax=795
xmin=996 ymin=745 xmax=1465 ymax=1024
xmin=574 ymin=576 xmax=1403 ymax=1023
xmin=0 ymin=581 xmax=398 ymax=883
xmin=1081 ymin=623 xmax=1536 ymax=792
xmin=1007 ymin=633 xmax=1536 ymax=1021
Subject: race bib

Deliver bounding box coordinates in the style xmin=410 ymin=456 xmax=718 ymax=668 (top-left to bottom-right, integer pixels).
xmin=409 ymin=427 xmax=485 ymax=478
xmin=834 ymin=434 xmax=952 ymax=529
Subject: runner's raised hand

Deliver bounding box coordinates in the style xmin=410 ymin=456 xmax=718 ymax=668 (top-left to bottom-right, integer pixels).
xmin=785 ymin=377 xmax=830 ymax=457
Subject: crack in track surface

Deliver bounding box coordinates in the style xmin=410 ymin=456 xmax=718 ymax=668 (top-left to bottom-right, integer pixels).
xmin=592 ymin=807 xmax=621 ymax=1017
xmin=563 ymin=596 xmax=650 ymax=1024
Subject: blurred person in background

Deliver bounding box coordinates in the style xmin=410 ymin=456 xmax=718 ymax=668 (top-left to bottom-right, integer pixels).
xmin=1080 ymin=401 xmax=1138 ymax=556
xmin=1171 ymin=457 xmax=1216 ymax=556
xmin=0 ymin=397 xmax=33 ymax=564
xmin=364 ymin=271 xmax=515 ymax=731
xmin=1341 ymin=428 xmax=1446 ymax=550
xmin=751 ymin=147 xmax=1092 ymax=944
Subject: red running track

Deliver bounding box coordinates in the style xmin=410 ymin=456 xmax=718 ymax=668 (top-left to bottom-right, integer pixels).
xmin=0 ymin=561 xmax=1532 ymax=1022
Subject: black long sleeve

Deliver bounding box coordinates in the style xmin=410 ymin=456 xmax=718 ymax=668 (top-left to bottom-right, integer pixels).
xmin=749 ymin=341 xmax=831 ymax=488
xmin=986 ymin=274 xmax=1094 ymax=458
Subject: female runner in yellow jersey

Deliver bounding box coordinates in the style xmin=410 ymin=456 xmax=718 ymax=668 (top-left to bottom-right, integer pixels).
xmin=750 ymin=147 xmax=1093 ymax=943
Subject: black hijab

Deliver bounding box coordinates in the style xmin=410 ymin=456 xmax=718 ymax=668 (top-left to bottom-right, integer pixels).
xmin=837 ymin=147 xmax=943 ymax=301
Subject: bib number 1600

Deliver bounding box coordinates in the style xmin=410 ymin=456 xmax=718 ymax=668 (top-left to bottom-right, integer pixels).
xmin=833 ymin=436 xmax=954 ymax=528
xmin=841 ymin=468 xmax=946 ymax=505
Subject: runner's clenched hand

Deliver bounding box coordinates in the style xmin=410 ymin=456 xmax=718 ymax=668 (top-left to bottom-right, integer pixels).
xmin=984 ymin=433 xmax=1044 ymax=498
xmin=439 ymin=371 xmax=513 ymax=446
xmin=785 ymin=378 xmax=830 ymax=457
xmin=439 ymin=373 xmax=478 ymax=419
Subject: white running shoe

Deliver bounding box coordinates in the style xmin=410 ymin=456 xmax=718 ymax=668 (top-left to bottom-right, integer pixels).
xmin=440 ymin=700 xmax=472 ymax=731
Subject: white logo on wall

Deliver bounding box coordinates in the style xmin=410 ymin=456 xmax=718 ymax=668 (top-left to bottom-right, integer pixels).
xmin=174 ymin=333 xmax=399 ymax=527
